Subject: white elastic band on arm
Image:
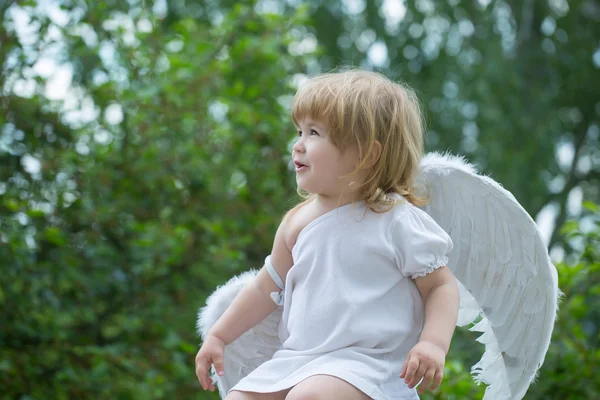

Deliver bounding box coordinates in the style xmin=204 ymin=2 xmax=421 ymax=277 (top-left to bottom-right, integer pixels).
xmin=265 ymin=255 xmax=285 ymax=290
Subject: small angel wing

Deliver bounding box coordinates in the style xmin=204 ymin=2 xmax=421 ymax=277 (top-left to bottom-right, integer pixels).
xmin=417 ymin=152 xmax=560 ymax=400
xmin=197 ymin=270 xmax=283 ymax=398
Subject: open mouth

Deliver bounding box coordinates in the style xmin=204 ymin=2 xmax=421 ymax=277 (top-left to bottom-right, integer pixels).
xmin=294 ymin=161 xmax=308 ymax=171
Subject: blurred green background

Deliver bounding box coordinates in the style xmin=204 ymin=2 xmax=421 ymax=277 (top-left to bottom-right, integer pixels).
xmin=1 ymin=0 xmax=599 ymax=399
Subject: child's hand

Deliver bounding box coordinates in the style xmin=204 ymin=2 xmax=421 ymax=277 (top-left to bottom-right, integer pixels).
xmin=400 ymin=340 xmax=446 ymax=394
xmin=195 ymin=334 xmax=226 ymax=392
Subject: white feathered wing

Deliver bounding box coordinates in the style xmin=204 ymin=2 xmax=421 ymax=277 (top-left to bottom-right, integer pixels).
xmin=417 ymin=152 xmax=559 ymax=400
xmin=197 ymin=152 xmax=559 ymax=399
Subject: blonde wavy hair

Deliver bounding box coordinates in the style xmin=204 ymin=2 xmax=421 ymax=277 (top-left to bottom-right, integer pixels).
xmin=290 ymin=69 xmax=427 ymax=213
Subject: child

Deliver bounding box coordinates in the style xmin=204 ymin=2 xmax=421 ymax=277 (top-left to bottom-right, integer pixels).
xmin=195 ymin=70 xmax=460 ymax=400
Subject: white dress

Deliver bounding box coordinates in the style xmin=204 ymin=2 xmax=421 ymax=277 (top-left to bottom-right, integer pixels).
xmin=231 ymin=199 xmax=453 ymax=399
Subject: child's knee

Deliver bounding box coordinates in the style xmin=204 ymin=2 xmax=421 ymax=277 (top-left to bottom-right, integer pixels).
xmin=286 ymin=376 xmax=370 ymax=400
xmin=225 ymin=391 xmax=254 ymax=400
xmin=285 ymin=389 xmax=320 ymax=400
xmin=227 ymin=390 xmax=288 ymax=400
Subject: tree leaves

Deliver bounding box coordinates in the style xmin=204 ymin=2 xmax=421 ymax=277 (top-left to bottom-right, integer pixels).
xmin=1 ymin=3 xmax=309 ymax=398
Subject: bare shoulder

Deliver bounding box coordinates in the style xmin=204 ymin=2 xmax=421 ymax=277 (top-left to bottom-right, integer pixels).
xmin=267 ymin=200 xmax=318 ymax=276
xmin=282 ymin=200 xmax=320 ymax=251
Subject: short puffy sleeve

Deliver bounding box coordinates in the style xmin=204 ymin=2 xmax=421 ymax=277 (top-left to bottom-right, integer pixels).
xmin=392 ymin=207 xmax=453 ymax=279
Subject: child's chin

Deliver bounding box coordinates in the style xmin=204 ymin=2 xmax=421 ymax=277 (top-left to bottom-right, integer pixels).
xmin=296 ymin=184 xmax=309 ymax=192
xmin=295 ymin=180 xmax=312 ymax=193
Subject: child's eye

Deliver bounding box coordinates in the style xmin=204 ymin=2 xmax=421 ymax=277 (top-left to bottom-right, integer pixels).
xmin=296 ymin=129 xmax=320 ymax=137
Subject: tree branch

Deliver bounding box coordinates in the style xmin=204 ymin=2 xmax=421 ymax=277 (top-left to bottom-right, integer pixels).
xmin=548 ymin=130 xmax=589 ymax=249
xmin=516 ymin=0 xmax=535 ymax=45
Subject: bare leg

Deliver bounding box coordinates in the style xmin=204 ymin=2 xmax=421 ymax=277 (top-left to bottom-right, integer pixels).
xmin=226 ymin=389 xmax=290 ymax=400
xmin=285 ymin=375 xmax=371 ymax=400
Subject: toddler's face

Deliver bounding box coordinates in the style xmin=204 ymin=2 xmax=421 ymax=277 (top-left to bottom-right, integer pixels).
xmin=293 ymin=118 xmax=362 ymax=198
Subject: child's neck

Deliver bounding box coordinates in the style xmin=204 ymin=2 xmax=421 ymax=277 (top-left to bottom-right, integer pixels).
xmin=313 ymin=193 xmax=361 ymax=213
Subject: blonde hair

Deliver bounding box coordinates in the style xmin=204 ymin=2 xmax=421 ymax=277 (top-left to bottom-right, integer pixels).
xmin=289 ymin=69 xmax=427 ymax=214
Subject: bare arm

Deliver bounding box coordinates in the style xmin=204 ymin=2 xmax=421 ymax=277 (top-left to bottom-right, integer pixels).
xmin=400 ymin=266 xmax=459 ymax=393
xmin=207 ymin=219 xmax=294 ymax=345
xmin=414 ymin=266 xmax=459 ymax=353
xmin=196 ymin=219 xmax=294 ymax=390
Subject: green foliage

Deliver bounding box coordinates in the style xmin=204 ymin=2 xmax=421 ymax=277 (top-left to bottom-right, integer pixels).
xmin=1 ymin=2 xmax=308 ymax=399
xmin=525 ymin=206 xmax=600 ymax=399
xmin=420 ymin=358 xmax=486 ymax=400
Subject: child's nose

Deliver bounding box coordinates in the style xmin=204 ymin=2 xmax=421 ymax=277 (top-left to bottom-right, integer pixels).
xmin=293 ymin=138 xmax=305 ymax=153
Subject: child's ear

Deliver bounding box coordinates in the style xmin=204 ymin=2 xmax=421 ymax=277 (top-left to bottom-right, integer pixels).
xmin=361 ymin=140 xmax=382 ymax=169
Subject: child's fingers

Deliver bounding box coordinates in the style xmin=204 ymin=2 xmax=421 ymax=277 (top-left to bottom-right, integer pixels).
xmin=402 ymin=357 xmax=420 ymax=387
xmin=408 ymin=364 xmax=427 ymax=388
xmin=213 ymin=352 xmax=225 ymax=377
xmin=195 ymin=358 xmax=209 ymax=390
xmin=207 ymin=368 xmax=216 ymax=392
xmin=206 ymin=360 xmax=217 ymax=392
xmin=195 ymin=350 xmax=208 ymax=389
xmin=417 ymin=369 xmax=436 ymax=394
xmin=196 ymin=358 xmax=218 ymax=391
xmin=430 ymin=369 xmax=444 ymax=391
xmin=399 ymin=357 xmax=409 ymax=379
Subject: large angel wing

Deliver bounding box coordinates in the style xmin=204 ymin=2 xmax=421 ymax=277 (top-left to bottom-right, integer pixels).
xmin=196 ymin=270 xmax=283 ymax=398
xmin=418 ymin=152 xmax=559 ymax=400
